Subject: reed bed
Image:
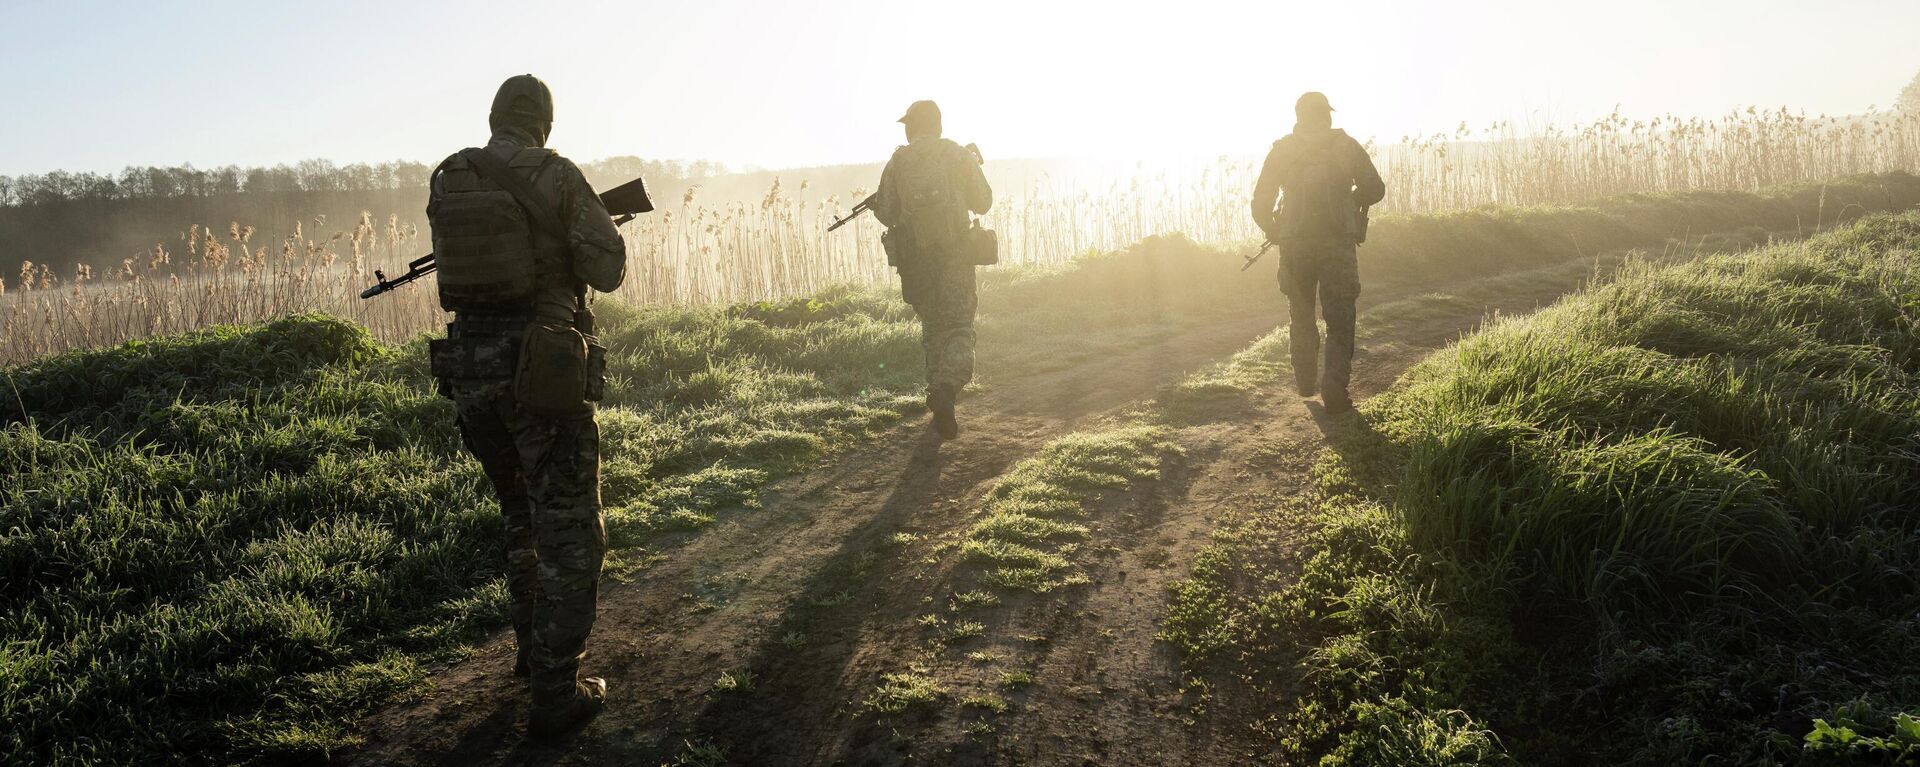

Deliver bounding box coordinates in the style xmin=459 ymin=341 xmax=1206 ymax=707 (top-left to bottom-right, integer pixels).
xmin=6 ymin=106 xmax=1919 ymax=362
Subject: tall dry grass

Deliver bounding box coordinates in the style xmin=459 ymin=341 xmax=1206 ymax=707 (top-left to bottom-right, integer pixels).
xmin=6 ymin=106 xmax=1919 ymax=362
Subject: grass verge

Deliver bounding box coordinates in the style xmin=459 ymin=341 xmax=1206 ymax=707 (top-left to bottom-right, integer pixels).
xmin=1164 ymin=212 xmax=1920 ymax=765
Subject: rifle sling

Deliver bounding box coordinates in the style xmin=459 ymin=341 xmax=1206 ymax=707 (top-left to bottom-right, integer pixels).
xmin=459 ymin=147 xmax=566 ymax=239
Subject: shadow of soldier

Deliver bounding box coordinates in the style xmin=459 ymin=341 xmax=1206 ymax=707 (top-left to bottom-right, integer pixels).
xmin=666 ymin=427 xmax=965 ymax=763
xmin=1303 ymin=400 xmax=1399 ymax=493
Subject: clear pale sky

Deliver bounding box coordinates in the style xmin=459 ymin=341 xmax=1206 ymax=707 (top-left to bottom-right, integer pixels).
xmin=3 ymin=0 xmax=1916 ymax=176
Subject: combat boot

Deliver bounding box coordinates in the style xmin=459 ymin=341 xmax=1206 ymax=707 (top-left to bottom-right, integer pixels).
xmin=929 ymin=384 xmax=960 ymax=440
xmin=529 ymin=677 xmax=607 ymax=738
xmin=1295 ymin=369 xmax=1319 ymax=397
xmin=1322 ymin=387 xmax=1354 ymax=415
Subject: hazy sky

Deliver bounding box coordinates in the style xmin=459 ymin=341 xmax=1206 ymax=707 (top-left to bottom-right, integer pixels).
xmin=3 ymin=0 xmax=1917 ymax=176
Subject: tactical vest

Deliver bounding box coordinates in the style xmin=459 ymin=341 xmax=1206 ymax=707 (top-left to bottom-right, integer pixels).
xmin=428 ymin=147 xmax=571 ymax=312
xmin=1279 ymin=132 xmax=1362 ymax=241
xmin=893 ymin=141 xmax=970 ymax=253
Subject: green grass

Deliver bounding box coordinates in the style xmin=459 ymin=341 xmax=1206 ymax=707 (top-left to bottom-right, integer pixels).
xmin=8 ymin=174 xmax=1920 ymax=764
xmin=960 ymin=694 xmax=1009 ymax=714
xmin=997 ymin=670 xmax=1035 ymax=690
xmin=0 ymin=308 xmax=922 ymax=764
xmin=960 ymin=425 xmax=1180 ymax=593
xmin=863 ymin=670 xmax=949 ymax=714
xmin=1164 ymin=212 xmax=1920 ymax=765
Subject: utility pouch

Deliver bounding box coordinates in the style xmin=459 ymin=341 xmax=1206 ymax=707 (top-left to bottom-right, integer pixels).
xmin=584 ymin=338 xmax=608 ymax=402
xmin=1353 ymin=206 xmax=1371 ymax=244
xmin=428 ymin=334 xmax=519 ymax=379
xmin=882 ymin=227 xmax=904 ymax=267
xmin=965 ymin=221 xmax=999 ymax=266
xmin=1275 ymin=248 xmax=1299 ymax=297
xmin=514 ymin=323 xmax=592 ymax=416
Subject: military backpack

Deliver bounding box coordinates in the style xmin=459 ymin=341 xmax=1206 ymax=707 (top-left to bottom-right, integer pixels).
xmin=427 ymin=147 xmax=566 ymax=311
xmin=889 ymin=140 xmax=996 ymax=266
xmin=1278 ymin=130 xmax=1365 ymax=241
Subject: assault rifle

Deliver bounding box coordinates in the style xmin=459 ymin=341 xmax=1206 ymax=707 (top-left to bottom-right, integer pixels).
xmin=1241 ymin=205 xmax=1371 ymax=273
xmin=1240 ymin=239 xmax=1276 ymax=272
xmin=827 ymin=194 xmax=877 ymax=232
xmin=826 ymin=143 xmax=984 ymax=234
xmin=359 ymin=176 xmax=655 ymax=300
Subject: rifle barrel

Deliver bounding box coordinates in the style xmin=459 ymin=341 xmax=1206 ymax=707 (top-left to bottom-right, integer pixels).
xmin=827 ymin=201 xmax=871 ymax=232
xmin=1240 ymin=241 xmax=1275 ymax=272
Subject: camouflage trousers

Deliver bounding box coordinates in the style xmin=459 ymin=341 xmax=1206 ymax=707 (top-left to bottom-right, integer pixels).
xmin=450 ymin=377 xmax=606 ymax=707
xmin=900 ymin=257 xmax=978 ymax=392
xmin=1278 ymin=237 xmax=1361 ymax=399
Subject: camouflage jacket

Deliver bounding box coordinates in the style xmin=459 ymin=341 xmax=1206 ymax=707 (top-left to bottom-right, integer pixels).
xmin=1251 ymin=126 xmax=1385 ymax=242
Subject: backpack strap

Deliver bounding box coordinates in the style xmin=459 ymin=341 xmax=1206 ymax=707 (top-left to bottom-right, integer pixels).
xmin=460 ymin=147 xmax=565 ymax=238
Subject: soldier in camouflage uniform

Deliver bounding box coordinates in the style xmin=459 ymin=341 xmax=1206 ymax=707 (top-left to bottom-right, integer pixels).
xmin=1251 ymin=91 xmax=1386 ymax=414
xmin=426 ymin=74 xmax=625 ymax=737
xmin=872 ymin=100 xmax=993 ymax=439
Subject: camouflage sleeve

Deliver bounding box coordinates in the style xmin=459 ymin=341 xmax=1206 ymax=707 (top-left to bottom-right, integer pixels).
xmin=1349 ymin=138 xmax=1386 ymax=208
xmin=872 ymin=150 xmax=905 ymax=228
xmin=960 ymin=144 xmax=992 ymax=215
xmin=549 ymin=157 xmax=627 ymax=293
xmin=1251 ymin=141 xmax=1286 ymax=237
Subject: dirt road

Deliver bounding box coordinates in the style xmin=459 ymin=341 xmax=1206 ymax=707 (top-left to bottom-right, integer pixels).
xmin=346 ymin=256 xmax=1610 ymax=766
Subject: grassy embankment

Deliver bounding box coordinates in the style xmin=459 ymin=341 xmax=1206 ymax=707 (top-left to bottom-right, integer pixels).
xmin=1163 ymin=212 xmax=1920 ymax=764
xmin=3 ymin=174 xmax=1917 ymax=764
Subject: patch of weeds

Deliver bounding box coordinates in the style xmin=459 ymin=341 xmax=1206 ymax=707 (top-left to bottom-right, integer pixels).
xmin=998 ymin=670 xmax=1036 ymax=690
xmin=712 ymin=670 xmax=756 ymax=693
xmin=850 ymin=550 xmax=879 ymax=579
xmin=668 ymin=738 xmax=729 ymax=767
xmin=811 ymin=589 xmax=854 ymax=609
xmin=961 ymin=695 xmax=1010 ymax=714
xmin=947 ymin=621 xmax=986 ymax=641
xmin=864 ymin=670 xmax=949 ymax=714
xmin=950 ymin=590 xmax=1001 ymax=609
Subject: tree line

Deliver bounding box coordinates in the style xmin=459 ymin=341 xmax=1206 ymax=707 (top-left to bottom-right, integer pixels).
xmin=0 ymin=157 xmax=718 ymax=208
xmin=0 ymin=157 xmax=718 ymax=274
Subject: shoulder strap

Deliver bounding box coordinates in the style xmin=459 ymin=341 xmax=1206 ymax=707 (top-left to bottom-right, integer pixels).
xmin=460 ymin=147 xmax=565 ymax=238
